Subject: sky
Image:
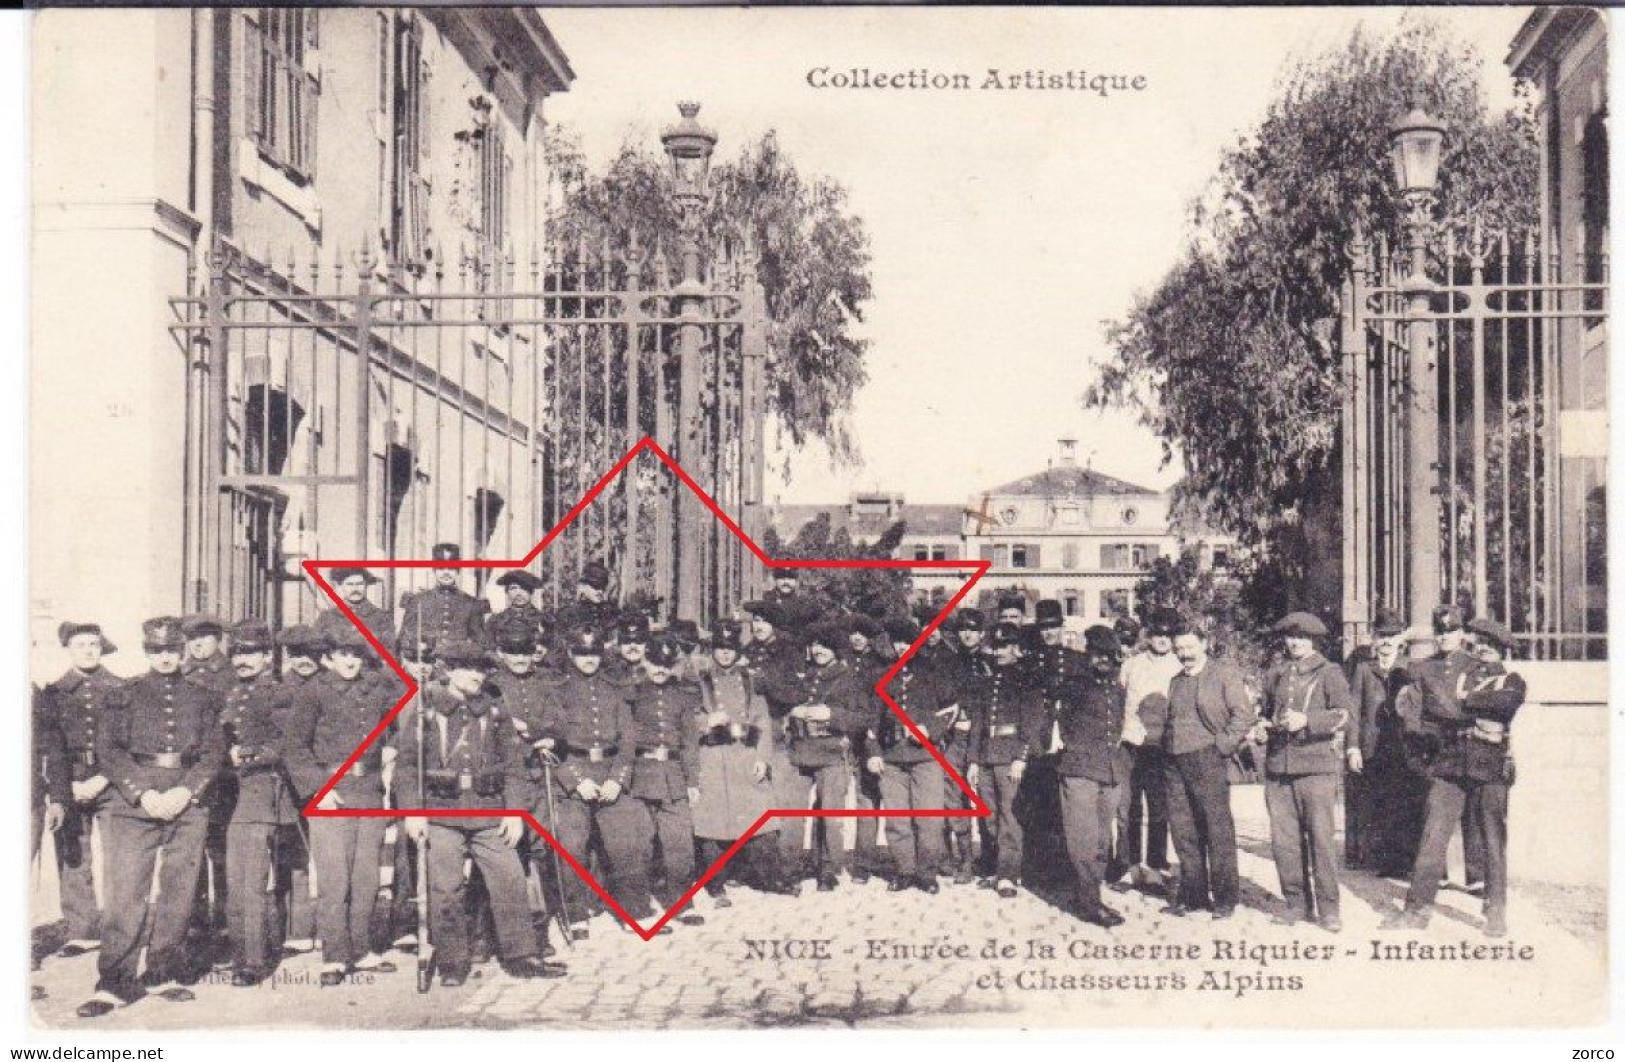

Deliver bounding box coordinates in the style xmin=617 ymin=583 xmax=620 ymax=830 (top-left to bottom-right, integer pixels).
xmin=542 ymin=6 xmax=1531 ymax=506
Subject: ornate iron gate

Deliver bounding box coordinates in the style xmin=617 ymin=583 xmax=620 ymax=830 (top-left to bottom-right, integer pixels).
xmin=1340 ymin=229 xmax=1608 ymax=659
xmin=169 ymin=236 xmax=769 ymax=631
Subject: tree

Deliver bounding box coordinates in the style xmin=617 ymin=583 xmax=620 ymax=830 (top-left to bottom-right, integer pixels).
xmin=545 ymin=126 xmax=874 ymax=465
xmin=761 ymin=515 xmax=912 ymax=619
xmin=1085 ymin=16 xmax=1538 ymax=614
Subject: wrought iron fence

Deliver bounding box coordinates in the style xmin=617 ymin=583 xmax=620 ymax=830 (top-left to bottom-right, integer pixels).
xmin=168 ymin=234 xmax=769 ymax=635
xmin=1341 ymin=229 xmax=1608 ymax=659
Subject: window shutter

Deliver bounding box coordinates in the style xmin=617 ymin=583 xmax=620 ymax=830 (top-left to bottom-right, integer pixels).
xmin=1027 ymin=544 xmax=1042 ymax=568
xmin=243 ymin=11 xmax=263 ymax=144
xmin=301 ymin=12 xmax=320 ymax=179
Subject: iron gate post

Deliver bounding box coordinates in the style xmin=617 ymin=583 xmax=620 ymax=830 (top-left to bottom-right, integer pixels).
xmin=353 ymin=243 xmax=376 ymax=562
xmin=1400 ymin=200 xmax=1442 ymax=650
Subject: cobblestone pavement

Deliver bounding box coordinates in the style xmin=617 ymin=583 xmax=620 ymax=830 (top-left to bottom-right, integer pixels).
xmin=28 ymin=789 xmax=1608 ymax=1031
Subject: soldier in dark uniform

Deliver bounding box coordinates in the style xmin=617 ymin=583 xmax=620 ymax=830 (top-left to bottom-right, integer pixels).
xmin=1253 ymin=612 xmax=1356 ymax=933
xmin=76 ymin=617 xmax=225 ymax=1019
xmin=283 ymin=624 xmax=398 ymax=986
xmin=32 ymin=684 xmax=69 ymax=870
xmin=548 ymin=627 xmax=655 ymax=926
xmin=41 ymin=620 xmax=123 ymax=958
xmin=627 ymin=637 xmax=705 ymax=925
xmin=399 ymin=543 xmax=490 ymax=650
xmin=845 ymin=613 xmax=887 ymax=883
xmin=965 ymin=622 xmax=1047 ymax=898
xmin=217 ymin=620 xmax=298 ymax=984
xmin=608 ymin=612 xmax=652 ymax=685
xmin=315 ymin=567 xmax=394 ymax=646
xmin=776 ymin=621 xmax=865 ymax=891
xmin=1020 ymin=600 xmax=1074 ymax=896
xmin=939 ymin=610 xmax=987 ymax=884
xmin=742 ymin=600 xmax=813 ymax=880
xmin=554 ymin=560 xmax=620 ymax=638
xmin=397 ymin=639 xmax=565 ymax=985
xmin=869 ymin=615 xmax=954 ymax=893
xmin=1386 ymin=617 xmax=1526 ymax=936
xmin=275 ymin=625 xmax=325 ymax=955
xmin=1052 ymin=626 xmax=1129 ymax=927
xmin=181 ymin=614 xmax=234 ymax=956
xmin=382 ymin=632 xmax=436 ymax=956
xmin=487 ymin=569 xmax=551 ymax=652
xmin=181 ymin=615 xmax=233 ymax=692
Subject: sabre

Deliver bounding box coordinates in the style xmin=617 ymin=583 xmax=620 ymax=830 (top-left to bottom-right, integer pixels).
xmin=537 ymin=750 xmax=576 ymax=951
xmin=415 ymin=688 xmax=436 ymax=993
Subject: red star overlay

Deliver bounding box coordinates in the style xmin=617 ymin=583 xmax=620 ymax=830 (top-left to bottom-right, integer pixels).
xmin=303 ymin=437 xmax=992 ymax=939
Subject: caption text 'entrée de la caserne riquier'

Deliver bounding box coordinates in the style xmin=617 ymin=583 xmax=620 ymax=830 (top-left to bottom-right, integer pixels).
xmin=805 ymin=67 xmax=1149 ymax=96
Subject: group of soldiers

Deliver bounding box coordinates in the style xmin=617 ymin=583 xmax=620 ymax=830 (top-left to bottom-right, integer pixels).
xmin=31 ymin=542 xmax=1528 ymax=1018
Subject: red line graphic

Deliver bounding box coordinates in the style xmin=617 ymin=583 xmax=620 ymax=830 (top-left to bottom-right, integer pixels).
xmin=303 ymin=436 xmax=991 ymax=939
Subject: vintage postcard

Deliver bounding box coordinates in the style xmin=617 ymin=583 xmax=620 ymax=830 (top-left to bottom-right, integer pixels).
xmin=24 ymin=3 xmax=1612 ymax=1034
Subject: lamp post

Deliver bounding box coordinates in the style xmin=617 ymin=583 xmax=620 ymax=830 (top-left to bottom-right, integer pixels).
xmin=1389 ymin=107 xmax=1446 ymax=649
xmin=661 ymin=102 xmax=717 ymax=624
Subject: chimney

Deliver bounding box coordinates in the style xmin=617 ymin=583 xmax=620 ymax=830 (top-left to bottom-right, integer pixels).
xmin=1057 ymin=438 xmax=1079 ymax=467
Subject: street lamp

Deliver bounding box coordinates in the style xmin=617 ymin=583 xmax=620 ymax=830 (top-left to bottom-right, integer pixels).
xmin=1388 ymin=107 xmax=1446 ymax=651
xmin=659 ymin=102 xmax=718 ymax=625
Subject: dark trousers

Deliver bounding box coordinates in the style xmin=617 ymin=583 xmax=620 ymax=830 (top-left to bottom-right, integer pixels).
xmin=795 ymin=762 xmax=853 ymax=875
xmin=1406 ymin=777 xmax=1509 ymax=917
xmin=879 ymin=761 xmax=946 ymax=878
xmin=1162 ymin=745 xmax=1239 ymax=910
xmin=1264 ymin=772 xmax=1341 ymax=920
xmin=1114 ymin=745 xmax=1170 ymax=871
xmin=1060 ymin=777 xmax=1118 ymax=913
xmin=425 ymin=822 xmax=537 ymax=973
xmin=699 ymin=834 xmax=785 ymax=895
xmin=274 ymin=824 xmax=317 ymax=943
xmin=637 ymin=796 xmax=697 ymax=908
xmin=769 ymin=750 xmax=811 ymax=872
xmin=942 ymin=736 xmax=976 ymax=866
xmin=1462 ymin=790 xmax=1487 ymax=886
xmin=97 ymin=807 xmax=208 ymax=997
xmin=973 ymin=763 xmax=1025 ymax=882
xmin=58 ymin=797 xmax=111 ymax=942
xmin=309 ymin=817 xmax=387 ymax=966
xmin=550 ymin=792 xmax=653 ymax=919
xmin=853 ymin=770 xmax=883 ymax=873
xmin=1344 ymin=772 xmax=1373 ymax=868
xmin=224 ymin=821 xmax=281 ymax=971
xmin=1366 ymin=758 xmax=1431 ymax=876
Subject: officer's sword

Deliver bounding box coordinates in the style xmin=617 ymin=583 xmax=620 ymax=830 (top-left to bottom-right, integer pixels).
xmin=537 ymin=751 xmax=576 ymax=951
xmin=414 ymin=688 xmax=436 ymax=993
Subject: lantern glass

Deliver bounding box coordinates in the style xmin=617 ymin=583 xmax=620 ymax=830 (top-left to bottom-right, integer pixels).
xmin=1389 ymin=111 xmax=1445 ymax=194
xmin=670 ymin=151 xmax=709 ymax=198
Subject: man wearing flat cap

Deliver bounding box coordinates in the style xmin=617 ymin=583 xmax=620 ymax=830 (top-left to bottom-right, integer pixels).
xmin=399 ymin=544 xmax=489 ymax=654
xmin=217 ymin=620 xmax=298 ymax=985
xmin=1346 ymin=609 xmax=1419 ymax=875
xmin=41 ymin=621 xmax=124 ymax=958
xmin=398 ymin=639 xmax=565 ymax=984
xmin=315 ymin=567 xmax=394 ymax=647
xmin=485 ymin=569 xmax=551 ymax=652
xmin=77 ymin=617 xmax=226 ymax=1019
xmin=1387 ymin=616 xmax=1526 ymax=937
xmin=965 ymin=622 xmax=1049 ymax=899
xmin=1254 ymin=611 xmax=1356 ymax=932
xmin=283 ymin=623 xmax=397 ymax=986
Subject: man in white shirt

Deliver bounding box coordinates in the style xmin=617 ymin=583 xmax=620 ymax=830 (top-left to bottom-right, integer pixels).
xmin=1108 ymin=608 xmax=1183 ymax=892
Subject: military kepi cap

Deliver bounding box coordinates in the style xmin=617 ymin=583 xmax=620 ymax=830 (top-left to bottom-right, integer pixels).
xmin=1145 ymin=607 xmax=1184 ymax=636
xmin=1035 ymin=599 xmax=1064 ymax=630
xmin=1466 ymin=616 xmax=1514 ymax=652
xmin=1084 ymin=624 xmax=1121 ymax=657
xmin=804 ymin=621 xmax=845 ymax=652
xmin=1273 ymin=611 xmax=1328 ymax=638
xmin=567 ymin=626 xmax=607 ymax=656
xmin=1372 ymin=608 xmax=1408 ymax=638
xmin=713 ymin=619 xmax=745 ymax=650
xmin=436 ymin=638 xmax=492 ymax=669
xmin=142 ymin=616 xmax=187 ymax=651
xmin=326 ymin=624 xmax=376 ymax=657
xmin=646 ymin=637 xmax=681 ymax=667
xmin=431 ymin=543 xmax=462 ymax=563
xmin=618 ymin=613 xmax=651 ymax=642
xmin=883 ymin=615 xmax=920 ymax=645
xmin=491 ymin=620 xmax=539 ymax=655
xmin=1432 ymin=604 xmax=1466 ymax=633
xmin=496 ymin=569 xmax=543 ymax=592
xmin=228 ymin=619 xmax=274 ymax=653
xmin=58 ymin=621 xmax=116 ymax=655
xmin=281 ymin=625 xmax=329 ymax=657
xmin=989 ymin=622 xmax=1024 ymax=647
xmin=182 ymin=613 xmax=224 ymax=638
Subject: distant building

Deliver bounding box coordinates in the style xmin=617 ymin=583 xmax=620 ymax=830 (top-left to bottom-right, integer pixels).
xmin=769 ymin=440 xmax=1234 ymax=628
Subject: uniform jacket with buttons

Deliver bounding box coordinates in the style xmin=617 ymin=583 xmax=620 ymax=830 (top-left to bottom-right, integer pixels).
xmin=1260 ymin=652 xmax=1355 ymax=777
xmin=183 ymin=652 xmax=234 ymax=695
xmin=489 ymin=668 xmax=563 ymax=805
xmin=628 ymin=679 xmax=702 ymax=800
xmin=283 ymin=669 xmax=396 ymax=808
xmin=42 ymin=666 xmax=123 ymax=785
xmin=315 ymin=599 xmax=395 ymax=646
xmin=1401 ymin=649 xmax=1476 ymax=736
xmin=1051 ymin=660 xmax=1128 ymax=785
xmin=745 ymin=636 xmax=808 ymax=722
xmin=399 ymin=585 xmax=489 ymax=648
xmin=32 ymin=685 xmax=70 ymax=810
xmin=1429 ymin=661 xmax=1526 ymax=785
xmin=548 ymin=670 xmax=636 ymax=793
xmin=783 ymin=659 xmax=863 ymax=769
xmin=966 ymin=662 xmax=1047 ymax=767
xmin=876 ymin=660 xmax=953 ymax=765
xmin=219 ymin=673 xmax=299 ymax=825
xmin=97 ymin=671 xmax=225 ymax=816
xmin=936 ymin=647 xmax=987 ymax=757
xmin=394 ymin=684 xmax=526 ymax=829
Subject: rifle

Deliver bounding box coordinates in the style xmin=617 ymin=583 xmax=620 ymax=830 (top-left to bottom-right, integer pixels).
xmin=414 ymin=691 xmax=435 ymax=993
xmin=536 ymin=751 xmax=576 ymax=950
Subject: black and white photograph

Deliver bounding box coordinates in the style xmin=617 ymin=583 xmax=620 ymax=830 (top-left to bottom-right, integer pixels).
xmin=21 ymin=3 xmax=1615 ymax=1036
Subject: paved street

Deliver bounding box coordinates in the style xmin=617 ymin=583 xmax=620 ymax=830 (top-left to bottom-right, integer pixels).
xmin=29 ymin=788 xmax=1607 ymax=1031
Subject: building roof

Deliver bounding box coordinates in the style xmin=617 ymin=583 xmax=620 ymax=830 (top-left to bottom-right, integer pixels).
xmin=986 ymin=464 xmax=1159 ymax=500
xmin=1507 ymin=7 xmax=1600 ymax=78
xmin=769 ymin=503 xmax=963 ymax=543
